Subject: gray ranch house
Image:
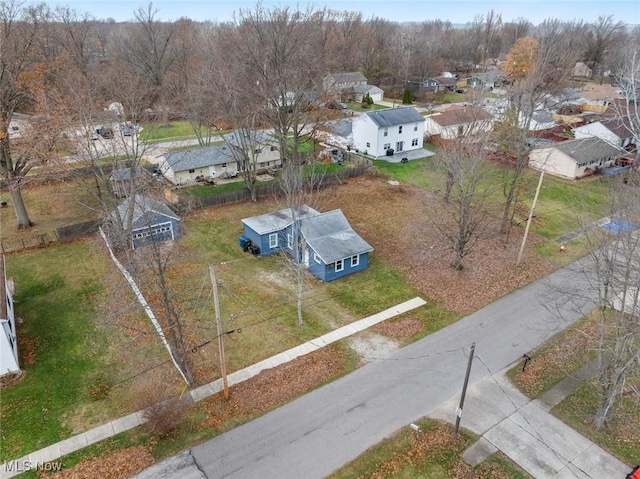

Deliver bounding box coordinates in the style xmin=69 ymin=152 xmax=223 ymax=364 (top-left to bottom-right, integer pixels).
xmin=241 ymin=206 xmax=373 ymax=282
xmin=109 ymin=195 xmax=181 ymax=249
xmin=352 ymin=107 xmax=425 ymax=157
xmin=158 ymin=145 xmax=238 ymax=185
xmin=528 ymin=137 xmax=625 ymax=179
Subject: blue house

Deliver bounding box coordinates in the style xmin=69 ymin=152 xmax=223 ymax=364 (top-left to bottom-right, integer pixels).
xmin=241 ymin=206 xmax=373 ymax=281
xmin=110 ymin=195 xmax=181 ymax=249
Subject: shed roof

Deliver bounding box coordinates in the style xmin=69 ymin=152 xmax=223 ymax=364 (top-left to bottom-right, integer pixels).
xmin=163 ymin=145 xmax=235 ymax=172
xmin=242 ymin=205 xmax=319 ymax=235
xmin=364 ymin=107 xmax=425 ymax=128
xmin=553 ymin=137 xmax=625 ymax=162
xmin=427 ymin=106 xmax=493 ymax=127
xmin=110 ymin=166 xmax=146 ymax=182
xmin=111 ymin=194 xmax=179 ymax=226
xmin=302 ymin=210 xmax=373 ymax=264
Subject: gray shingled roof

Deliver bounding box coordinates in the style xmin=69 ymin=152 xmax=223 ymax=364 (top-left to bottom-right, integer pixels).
xmin=110 ymin=166 xmax=146 ymax=182
xmin=242 ymin=206 xmax=319 ymax=235
xmin=554 ymin=137 xmax=625 ymax=162
xmin=163 ymin=145 xmax=235 ymax=172
xmin=301 ymin=210 xmax=373 ymax=264
xmin=326 ymin=72 xmax=367 ymax=84
xmin=353 ymin=84 xmax=384 ymax=95
xmin=364 ymin=107 xmax=425 ymax=128
xmin=111 ymin=194 xmax=179 ymax=225
xmin=223 ymin=129 xmax=276 ymax=148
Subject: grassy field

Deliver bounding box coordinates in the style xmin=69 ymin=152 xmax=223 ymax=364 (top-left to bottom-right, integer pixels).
xmin=138 ymin=120 xmax=204 ymax=142
xmin=373 ymin=156 xmax=611 ymax=242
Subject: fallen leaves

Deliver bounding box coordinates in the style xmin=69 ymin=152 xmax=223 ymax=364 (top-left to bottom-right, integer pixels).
xmin=40 ymin=446 xmax=154 ymax=479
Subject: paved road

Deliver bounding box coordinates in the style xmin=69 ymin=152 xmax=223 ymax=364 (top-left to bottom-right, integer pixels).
xmin=135 ymin=259 xmax=596 ymax=479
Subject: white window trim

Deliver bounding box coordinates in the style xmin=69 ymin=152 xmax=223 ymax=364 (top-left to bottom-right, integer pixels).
xmin=314 ymin=252 xmax=321 ymax=263
xmin=335 ymin=259 xmax=344 ymax=272
xmin=351 ymin=254 xmax=359 ymax=267
xmin=269 ymin=233 xmax=278 ymax=248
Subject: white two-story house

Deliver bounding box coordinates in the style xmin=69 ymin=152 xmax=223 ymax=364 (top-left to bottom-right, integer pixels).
xmin=352 ymin=107 xmax=425 ymax=157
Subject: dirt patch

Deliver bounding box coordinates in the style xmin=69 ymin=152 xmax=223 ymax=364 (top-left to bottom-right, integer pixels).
xmin=349 ymin=332 xmax=399 ymax=365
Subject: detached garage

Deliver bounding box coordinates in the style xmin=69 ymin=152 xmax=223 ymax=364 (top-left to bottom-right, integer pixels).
xmin=110 ymin=195 xmax=181 ymax=249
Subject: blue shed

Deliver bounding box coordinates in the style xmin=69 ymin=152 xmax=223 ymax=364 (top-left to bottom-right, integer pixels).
xmin=110 ymin=195 xmax=181 ymax=249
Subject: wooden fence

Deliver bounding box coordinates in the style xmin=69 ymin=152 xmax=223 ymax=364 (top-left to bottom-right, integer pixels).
xmin=2 ymin=163 xmax=371 ymax=253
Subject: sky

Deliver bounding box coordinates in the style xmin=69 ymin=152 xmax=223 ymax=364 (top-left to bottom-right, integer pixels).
xmin=46 ymin=0 xmax=640 ymax=25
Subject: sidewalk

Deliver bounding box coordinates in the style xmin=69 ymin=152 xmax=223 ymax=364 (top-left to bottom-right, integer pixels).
xmin=0 ymin=297 xmax=426 ymax=479
xmin=429 ymin=361 xmax=630 ymax=478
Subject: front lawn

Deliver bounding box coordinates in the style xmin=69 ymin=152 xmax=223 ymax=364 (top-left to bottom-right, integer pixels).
xmin=1 ymin=244 xmax=111 ymax=462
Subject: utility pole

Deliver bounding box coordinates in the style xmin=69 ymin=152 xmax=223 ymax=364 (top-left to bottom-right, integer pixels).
xmin=209 ymin=264 xmax=229 ymax=400
xmin=452 ymin=342 xmax=475 ymax=440
xmin=516 ymin=170 xmax=545 ymax=266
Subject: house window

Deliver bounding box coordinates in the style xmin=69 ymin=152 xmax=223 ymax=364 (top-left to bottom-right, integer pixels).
xmin=458 ymin=125 xmax=464 ymax=135
xmin=269 ymin=233 xmax=278 ymax=248
xmin=254 ymin=148 xmax=262 ymax=154
xmin=221 ymin=162 xmax=227 ymax=167
xmin=335 ymin=259 xmax=344 ymax=272
xmin=188 ymin=169 xmax=195 ymax=173
xmin=411 ymin=138 xmax=418 ymax=147
xmin=314 ymin=252 xmax=321 ymax=263
xmin=270 ymin=145 xmax=278 ymax=151
xmin=384 ymin=143 xmax=391 ymax=150
xmin=287 ymin=233 xmax=293 ymax=249
xmin=366 ymin=142 xmax=370 ymax=148
xmin=351 ymin=255 xmax=359 ymax=267
xmin=383 ymin=128 xmax=388 ymax=137
xmin=414 ymin=123 xmax=418 ymax=132
xmin=398 ymin=125 xmax=403 ymax=134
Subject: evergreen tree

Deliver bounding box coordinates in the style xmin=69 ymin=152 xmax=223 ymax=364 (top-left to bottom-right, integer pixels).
xmin=402 ymin=89 xmax=413 ymax=104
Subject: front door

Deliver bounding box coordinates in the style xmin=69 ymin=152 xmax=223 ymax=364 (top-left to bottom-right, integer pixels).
xmin=396 ymin=141 xmax=404 ymax=152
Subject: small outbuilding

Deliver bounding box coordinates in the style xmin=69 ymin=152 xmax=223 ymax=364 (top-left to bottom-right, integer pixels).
xmin=109 ymin=166 xmax=149 ymax=197
xmin=109 ymin=195 xmax=181 ymax=249
xmin=0 ymin=254 xmax=20 ymax=385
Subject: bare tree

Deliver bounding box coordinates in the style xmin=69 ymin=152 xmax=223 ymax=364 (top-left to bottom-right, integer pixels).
xmin=584 ymin=15 xmax=625 ymax=83
xmin=432 ymin=140 xmax=493 ymax=270
xmin=0 ymin=0 xmax=50 ymax=228
xmin=580 ymin=174 xmax=640 ymax=428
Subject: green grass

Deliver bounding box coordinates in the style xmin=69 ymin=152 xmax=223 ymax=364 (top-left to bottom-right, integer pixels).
xmin=0 ymin=244 xmax=110 ymax=462
xmin=347 ymin=102 xmax=388 ymax=112
xmin=139 ymin=120 xmax=209 ymax=142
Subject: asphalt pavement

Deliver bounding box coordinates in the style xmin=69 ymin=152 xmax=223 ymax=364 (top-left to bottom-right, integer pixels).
xmin=133 ymin=258 xmax=632 ymax=479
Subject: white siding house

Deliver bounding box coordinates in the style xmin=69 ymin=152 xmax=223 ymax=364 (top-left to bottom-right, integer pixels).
xmin=352 ymin=107 xmax=425 ymax=157
xmin=529 ymin=137 xmax=625 ymax=179
xmin=423 ymin=106 xmax=494 ymax=140
xmin=573 ymin=117 xmax=635 ymax=148
xmin=0 ymin=254 xmax=20 ymax=384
